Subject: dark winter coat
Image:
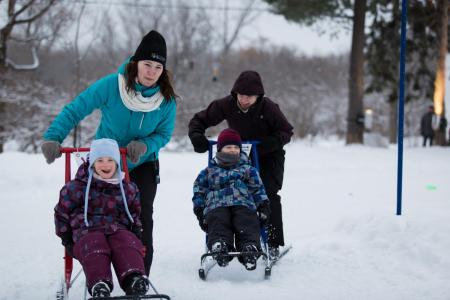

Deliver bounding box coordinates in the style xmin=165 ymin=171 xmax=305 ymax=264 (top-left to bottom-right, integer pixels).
xmin=54 ymin=162 xmax=142 ymax=243
xmin=188 ymin=71 xmax=293 ymax=159
xmin=192 ymin=153 xmax=269 ymax=216
xmin=420 ymin=111 xmax=436 ymax=137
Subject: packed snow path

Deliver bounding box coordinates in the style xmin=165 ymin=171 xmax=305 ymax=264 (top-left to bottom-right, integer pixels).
xmin=1 ymin=141 xmax=449 ymax=300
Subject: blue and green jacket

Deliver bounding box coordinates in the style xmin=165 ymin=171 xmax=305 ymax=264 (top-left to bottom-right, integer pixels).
xmin=43 ymin=59 xmax=176 ymax=170
xmin=192 ymin=153 xmax=269 ymax=215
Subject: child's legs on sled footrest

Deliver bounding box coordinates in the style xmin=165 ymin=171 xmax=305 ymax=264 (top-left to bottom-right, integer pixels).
xmin=73 ymin=231 xmax=113 ymax=294
xmin=231 ymin=206 xmax=262 ymax=271
xmin=206 ymin=207 xmax=235 ymax=267
xmin=231 ymin=206 xmax=261 ymax=251
xmin=108 ymin=230 xmax=146 ymax=292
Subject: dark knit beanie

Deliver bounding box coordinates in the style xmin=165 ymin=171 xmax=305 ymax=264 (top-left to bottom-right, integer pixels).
xmin=217 ymin=128 xmax=242 ymax=151
xmin=131 ymin=30 xmax=167 ymax=67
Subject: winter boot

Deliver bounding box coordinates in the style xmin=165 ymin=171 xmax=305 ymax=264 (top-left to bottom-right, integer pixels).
xmin=124 ymin=274 xmax=150 ymax=296
xmin=241 ymin=243 xmax=259 ymax=271
xmin=211 ymin=240 xmax=229 ymax=267
xmin=91 ymin=281 xmax=111 ymax=298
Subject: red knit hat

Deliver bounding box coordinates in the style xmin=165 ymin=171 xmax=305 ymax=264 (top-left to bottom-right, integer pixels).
xmin=217 ymin=128 xmax=242 ymax=151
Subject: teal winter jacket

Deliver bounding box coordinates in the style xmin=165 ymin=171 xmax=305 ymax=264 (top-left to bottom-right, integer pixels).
xmin=44 ymin=59 xmax=176 ymax=170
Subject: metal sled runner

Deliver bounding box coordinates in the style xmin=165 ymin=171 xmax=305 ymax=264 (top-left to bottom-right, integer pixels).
xmin=198 ymin=141 xmax=292 ymax=280
xmin=56 ymin=147 xmax=170 ymax=300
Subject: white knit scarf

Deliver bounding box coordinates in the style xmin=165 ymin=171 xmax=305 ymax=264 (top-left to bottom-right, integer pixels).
xmin=118 ymin=73 xmax=164 ymax=112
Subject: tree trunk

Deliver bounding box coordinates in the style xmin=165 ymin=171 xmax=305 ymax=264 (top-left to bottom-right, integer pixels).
xmin=388 ymin=0 xmax=400 ymax=145
xmin=0 ymin=30 xmax=7 ymax=67
xmin=0 ymin=65 xmax=6 ymax=153
xmin=433 ymin=0 xmax=448 ymax=146
xmin=346 ymin=0 xmax=366 ymax=144
xmin=389 ymin=100 xmax=398 ymax=144
xmin=0 ymin=25 xmax=13 ymax=153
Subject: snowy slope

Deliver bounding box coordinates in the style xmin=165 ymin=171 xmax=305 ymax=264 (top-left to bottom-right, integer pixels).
xmin=0 ymin=141 xmax=449 ymax=300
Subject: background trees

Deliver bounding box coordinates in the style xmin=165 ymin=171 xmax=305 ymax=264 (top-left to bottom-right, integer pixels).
xmin=262 ymin=0 xmax=366 ymax=144
xmin=0 ymin=0 xmax=68 ymax=152
xmin=264 ymin=0 xmax=449 ymax=146
xmin=0 ymin=0 xmax=448 ymax=152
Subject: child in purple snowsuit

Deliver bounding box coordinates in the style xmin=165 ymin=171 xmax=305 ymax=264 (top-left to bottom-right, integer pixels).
xmin=54 ymin=138 xmax=149 ymax=298
xmin=192 ymin=128 xmax=270 ymax=270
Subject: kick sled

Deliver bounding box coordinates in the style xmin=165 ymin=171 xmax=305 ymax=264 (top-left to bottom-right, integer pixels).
xmin=198 ymin=141 xmax=292 ymax=280
xmin=55 ymin=147 xmax=170 ymax=300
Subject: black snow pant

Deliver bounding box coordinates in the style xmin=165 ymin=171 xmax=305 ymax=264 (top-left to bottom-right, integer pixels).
xmin=259 ymin=149 xmax=285 ymax=248
xmin=130 ymin=160 xmax=159 ymax=276
xmin=206 ymin=206 xmax=261 ymax=252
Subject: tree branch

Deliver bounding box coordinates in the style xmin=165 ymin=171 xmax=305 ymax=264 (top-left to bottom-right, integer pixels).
xmin=14 ymin=0 xmax=57 ymax=25
xmin=223 ymin=0 xmax=259 ymax=55
xmin=5 ymin=46 xmax=39 ymax=70
xmin=10 ymin=0 xmax=36 ymax=22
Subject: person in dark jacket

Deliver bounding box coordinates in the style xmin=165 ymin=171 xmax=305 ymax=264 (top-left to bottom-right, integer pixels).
xmin=437 ymin=115 xmax=448 ymax=145
xmin=42 ymin=30 xmax=177 ymax=275
xmin=420 ymin=105 xmax=437 ymax=147
xmin=192 ymin=128 xmax=270 ymax=270
xmin=54 ymin=139 xmax=149 ymax=298
xmin=188 ymin=71 xmax=293 ymax=259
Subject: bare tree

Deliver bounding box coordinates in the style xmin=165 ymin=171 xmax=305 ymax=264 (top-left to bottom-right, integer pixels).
xmin=221 ymin=0 xmax=260 ymax=56
xmin=0 ymin=0 xmax=57 ymax=153
xmin=0 ymin=0 xmax=57 ymax=69
xmin=1 ymin=0 xmax=353 ymax=152
xmin=70 ymin=0 xmax=107 ymax=147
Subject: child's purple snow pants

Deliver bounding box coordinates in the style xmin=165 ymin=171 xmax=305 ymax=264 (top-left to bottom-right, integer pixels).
xmin=73 ymin=229 xmax=145 ymax=293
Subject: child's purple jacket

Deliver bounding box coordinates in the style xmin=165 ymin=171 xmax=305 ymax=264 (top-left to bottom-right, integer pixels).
xmin=54 ymin=162 xmax=142 ymax=243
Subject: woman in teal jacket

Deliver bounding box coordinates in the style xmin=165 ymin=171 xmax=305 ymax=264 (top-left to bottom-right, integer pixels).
xmin=42 ymin=30 xmax=177 ymax=275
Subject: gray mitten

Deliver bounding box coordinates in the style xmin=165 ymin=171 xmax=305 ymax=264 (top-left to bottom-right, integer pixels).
xmin=126 ymin=141 xmax=147 ymax=163
xmin=41 ymin=141 xmax=62 ymax=164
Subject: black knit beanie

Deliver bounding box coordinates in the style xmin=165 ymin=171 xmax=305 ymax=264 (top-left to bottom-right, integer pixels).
xmin=131 ymin=30 xmax=167 ymax=67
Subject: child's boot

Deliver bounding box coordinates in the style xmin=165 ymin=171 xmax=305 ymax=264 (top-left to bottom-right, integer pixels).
xmin=91 ymin=281 xmax=111 ymax=298
xmin=211 ymin=240 xmax=229 ymax=267
xmin=241 ymin=243 xmax=259 ymax=271
xmin=124 ymin=274 xmax=149 ymax=296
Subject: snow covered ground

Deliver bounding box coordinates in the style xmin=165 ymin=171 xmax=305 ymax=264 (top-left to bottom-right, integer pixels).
xmin=1 ymin=140 xmax=449 ymax=300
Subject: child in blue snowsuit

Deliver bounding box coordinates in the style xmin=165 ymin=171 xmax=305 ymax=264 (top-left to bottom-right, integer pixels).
xmin=192 ymin=128 xmax=270 ymax=270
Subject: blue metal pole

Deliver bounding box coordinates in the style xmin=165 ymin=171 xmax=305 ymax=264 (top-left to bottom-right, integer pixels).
xmin=397 ymin=0 xmax=408 ymax=215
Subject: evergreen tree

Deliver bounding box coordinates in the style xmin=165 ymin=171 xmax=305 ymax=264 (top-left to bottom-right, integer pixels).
xmin=366 ymin=1 xmax=439 ymax=143
xmin=262 ymin=0 xmax=371 ymax=144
